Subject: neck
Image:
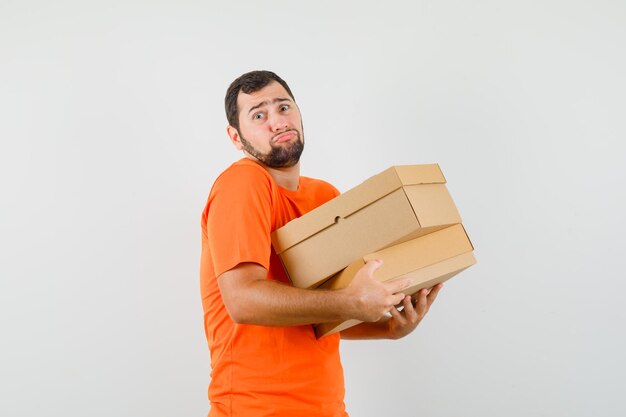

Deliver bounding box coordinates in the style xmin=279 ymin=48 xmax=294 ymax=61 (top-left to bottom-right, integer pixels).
xmin=265 ymin=163 xmax=301 ymax=191
xmin=244 ymin=155 xmax=301 ymax=191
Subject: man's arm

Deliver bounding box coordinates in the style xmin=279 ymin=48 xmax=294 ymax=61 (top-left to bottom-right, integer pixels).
xmin=340 ymin=284 xmax=443 ymax=340
xmin=218 ymin=260 xmax=412 ymax=326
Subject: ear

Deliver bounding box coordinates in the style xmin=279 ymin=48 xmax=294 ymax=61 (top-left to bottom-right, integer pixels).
xmin=226 ymin=125 xmax=244 ymax=150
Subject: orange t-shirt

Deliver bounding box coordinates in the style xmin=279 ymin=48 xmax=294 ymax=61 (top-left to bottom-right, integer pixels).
xmin=200 ymin=158 xmax=348 ymax=417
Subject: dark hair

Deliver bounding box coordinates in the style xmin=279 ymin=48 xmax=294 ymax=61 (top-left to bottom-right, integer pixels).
xmin=225 ymin=70 xmax=296 ymax=131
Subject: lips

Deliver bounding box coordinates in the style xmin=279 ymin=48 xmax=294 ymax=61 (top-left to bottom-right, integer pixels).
xmin=273 ymin=130 xmax=296 ymax=143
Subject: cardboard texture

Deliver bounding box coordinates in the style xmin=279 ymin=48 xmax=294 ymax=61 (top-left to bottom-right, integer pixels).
xmin=314 ymin=224 xmax=476 ymax=338
xmin=271 ymin=164 xmax=462 ymax=288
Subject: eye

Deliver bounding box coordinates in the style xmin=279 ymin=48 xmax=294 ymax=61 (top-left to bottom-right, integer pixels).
xmin=253 ymin=112 xmax=264 ymax=120
xmin=279 ymin=104 xmax=290 ymax=111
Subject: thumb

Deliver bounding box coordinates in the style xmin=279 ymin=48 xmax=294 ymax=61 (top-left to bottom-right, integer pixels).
xmin=361 ymin=259 xmax=383 ymax=277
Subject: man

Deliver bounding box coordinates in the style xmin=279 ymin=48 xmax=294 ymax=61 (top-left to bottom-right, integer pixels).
xmin=200 ymin=70 xmax=442 ymax=417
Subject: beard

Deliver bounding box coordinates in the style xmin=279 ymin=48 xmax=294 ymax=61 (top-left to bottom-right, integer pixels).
xmin=239 ymin=129 xmax=305 ymax=168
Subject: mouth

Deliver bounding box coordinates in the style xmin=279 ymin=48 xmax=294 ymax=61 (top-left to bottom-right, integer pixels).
xmin=273 ymin=130 xmax=297 ymax=143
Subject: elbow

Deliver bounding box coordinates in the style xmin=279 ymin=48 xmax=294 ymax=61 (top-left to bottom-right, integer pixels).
xmin=229 ymin=312 xmax=249 ymax=325
xmin=225 ymin=302 xmax=254 ymax=325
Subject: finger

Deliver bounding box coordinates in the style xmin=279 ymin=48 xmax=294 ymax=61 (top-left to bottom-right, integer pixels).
xmin=384 ymin=277 xmax=412 ymax=294
xmin=415 ymin=288 xmax=429 ymax=315
xmin=402 ymin=295 xmax=419 ymax=321
xmin=389 ymin=292 xmax=406 ymax=306
xmin=361 ymin=259 xmax=383 ymax=276
xmin=410 ymin=288 xmax=425 ymax=304
xmin=388 ymin=305 xmax=405 ymax=323
xmin=426 ymin=283 xmax=443 ymax=306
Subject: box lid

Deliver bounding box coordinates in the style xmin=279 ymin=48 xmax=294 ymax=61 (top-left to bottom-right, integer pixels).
xmin=271 ymin=164 xmax=446 ymax=254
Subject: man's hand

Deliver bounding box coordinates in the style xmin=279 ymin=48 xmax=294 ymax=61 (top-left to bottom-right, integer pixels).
xmin=341 ymin=260 xmax=412 ymax=323
xmin=386 ymin=284 xmax=443 ymax=339
xmin=340 ymin=283 xmax=443 ymax=340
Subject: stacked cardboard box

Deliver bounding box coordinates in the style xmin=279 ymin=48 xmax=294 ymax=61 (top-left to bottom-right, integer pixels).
xmin=271 ymin=164 xmax=476 ymax=338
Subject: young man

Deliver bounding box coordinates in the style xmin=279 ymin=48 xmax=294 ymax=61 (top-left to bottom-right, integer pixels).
xmin=200 ymin=70 xmax=442 ymax=417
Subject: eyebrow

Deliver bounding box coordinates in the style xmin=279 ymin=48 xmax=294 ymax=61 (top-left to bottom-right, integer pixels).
xmin=247 ymin=97 xmax=292 ymax=115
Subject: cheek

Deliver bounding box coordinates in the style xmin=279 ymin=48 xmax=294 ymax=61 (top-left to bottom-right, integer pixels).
xmin=290 ymin=113 xmax=303 ymax=128
xmin=243 ymin=129 xmax=273 ymax=150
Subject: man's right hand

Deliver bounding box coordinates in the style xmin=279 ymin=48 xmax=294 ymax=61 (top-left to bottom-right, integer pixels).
xmin=341 ymin=260 xmax=412 ymax=323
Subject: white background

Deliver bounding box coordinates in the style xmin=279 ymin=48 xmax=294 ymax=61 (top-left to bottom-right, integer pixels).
xmin=1 ymin=1 xmax=625 ymax=416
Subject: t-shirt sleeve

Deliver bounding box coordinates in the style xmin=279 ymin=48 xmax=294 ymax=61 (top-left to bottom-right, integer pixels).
xmin=207 ymin=165 xmax=273 ymax=278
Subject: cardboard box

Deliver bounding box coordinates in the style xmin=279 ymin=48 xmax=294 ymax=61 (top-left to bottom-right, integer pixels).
xmin=271 ymin=164 xmax=462 ymax=288
xmin=314 ymin=223 xmax=476 ymax=338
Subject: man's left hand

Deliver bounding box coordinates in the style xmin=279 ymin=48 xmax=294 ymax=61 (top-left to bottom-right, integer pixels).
xmin=387 ymin=283 xmax=443 ymax=339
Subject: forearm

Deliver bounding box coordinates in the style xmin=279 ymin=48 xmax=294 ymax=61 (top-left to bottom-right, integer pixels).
xmin=225 ymin=278 xmax=354 ymax=326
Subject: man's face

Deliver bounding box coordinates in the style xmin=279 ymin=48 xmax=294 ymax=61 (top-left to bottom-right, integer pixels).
xmin=231 ymin=81 xmax=304 ymax=168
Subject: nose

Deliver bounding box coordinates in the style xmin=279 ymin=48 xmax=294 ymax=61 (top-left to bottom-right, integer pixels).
xmin=269 ymin=111 xmax=289 ymax=132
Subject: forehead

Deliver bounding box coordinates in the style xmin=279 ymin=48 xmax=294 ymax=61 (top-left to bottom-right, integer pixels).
xmin=237 ymin=81 xmax=292 ymax=112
